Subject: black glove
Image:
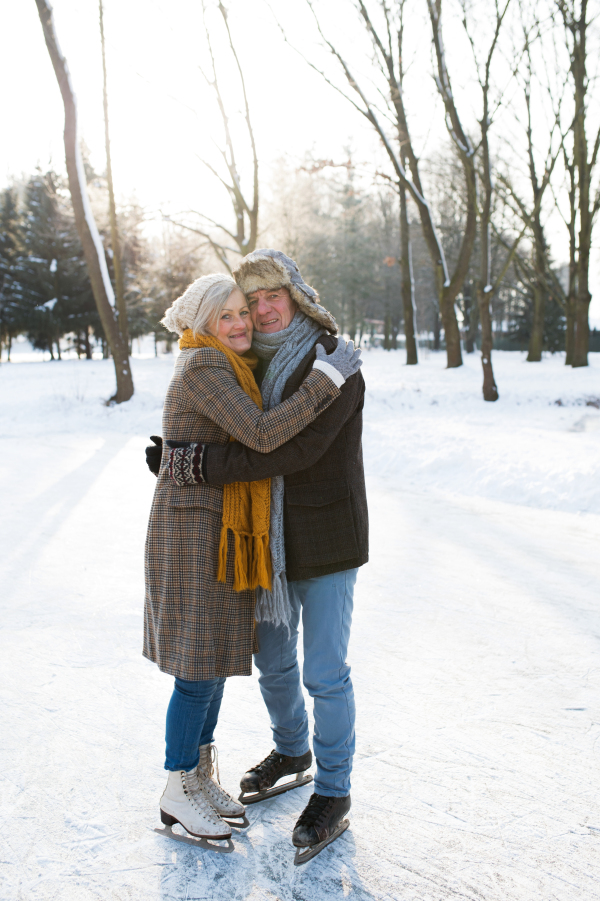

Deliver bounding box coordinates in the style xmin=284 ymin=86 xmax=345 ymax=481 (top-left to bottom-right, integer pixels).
xmin=145 ymin=435 xmax=163 ymax=476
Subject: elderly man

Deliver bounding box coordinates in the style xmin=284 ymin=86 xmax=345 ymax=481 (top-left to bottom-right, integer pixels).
xmin=148 ymin=250 xmax=368 ymax=862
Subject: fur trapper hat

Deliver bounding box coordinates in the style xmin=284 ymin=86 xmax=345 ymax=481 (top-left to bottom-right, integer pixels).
xmin=161 ymin=273 xmax=236 ymax=336
xmin=233 ymin=249 xmax=337 ymax=334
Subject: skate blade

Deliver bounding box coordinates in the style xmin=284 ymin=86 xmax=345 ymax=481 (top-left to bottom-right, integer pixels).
xmin=223 ymin=813 xmax=250 ymax=829
xmin=293 ymin=819 xmax=350 ymax=866
xmin=239 ymin=771 xmax=313 ymax=805
xmin=154 ymin=824 xmax=234 ymax=854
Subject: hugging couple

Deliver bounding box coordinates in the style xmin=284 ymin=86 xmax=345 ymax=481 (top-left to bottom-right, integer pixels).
xmin=144 ymin=249 xmax=368 ymax=864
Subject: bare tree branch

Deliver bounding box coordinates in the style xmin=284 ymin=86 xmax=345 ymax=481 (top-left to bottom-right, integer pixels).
xmin=163 ymin=217 xmax=234 ymax=273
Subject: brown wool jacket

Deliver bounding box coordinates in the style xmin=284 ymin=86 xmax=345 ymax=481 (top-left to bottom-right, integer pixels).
xmin=144 ymin=346 xmax=340 ymax=680
xmin=204 ymin=335 xmax=369 ymax=581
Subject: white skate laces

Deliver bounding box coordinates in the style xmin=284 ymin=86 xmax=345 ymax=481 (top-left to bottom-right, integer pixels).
xmin=179 ymin=769 xmax=226 ymax=828
xmin=200 ymin=743 xmax=220 ymax=781
xmin=197 ymin=744 xmax=245 ymax=817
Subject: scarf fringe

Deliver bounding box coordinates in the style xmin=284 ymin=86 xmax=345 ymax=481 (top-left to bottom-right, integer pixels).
xmin=255 ymin=571 xmax=292 ymax=633
xmin=218 ymin=525 xmax=272 ymax=592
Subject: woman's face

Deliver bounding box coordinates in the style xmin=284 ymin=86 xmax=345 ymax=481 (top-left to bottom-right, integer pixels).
xmin=211 ymin=288 xmax=253 ymax=354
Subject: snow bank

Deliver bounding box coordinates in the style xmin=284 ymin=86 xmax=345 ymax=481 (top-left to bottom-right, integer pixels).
xmin=3 ymin=348 xmax=598 ymax=513
xmin=362 ymin=349 xmax=600 ymax=514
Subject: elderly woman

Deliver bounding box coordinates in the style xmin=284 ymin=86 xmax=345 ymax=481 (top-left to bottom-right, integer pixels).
xmin=146 ymin=273 xmax=360 ymax=845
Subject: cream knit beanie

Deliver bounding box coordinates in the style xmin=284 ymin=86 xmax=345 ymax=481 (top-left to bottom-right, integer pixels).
xmin=161 ymin=273 xmax=236 ymax=336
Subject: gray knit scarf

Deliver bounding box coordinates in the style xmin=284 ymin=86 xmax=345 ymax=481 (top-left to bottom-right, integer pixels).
xmin=252 ymin=312 xmax=326 ymax=630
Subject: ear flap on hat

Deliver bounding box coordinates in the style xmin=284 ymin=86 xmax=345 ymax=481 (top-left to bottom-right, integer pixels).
xmin=233 ymin=253 xmax=338 ymax=334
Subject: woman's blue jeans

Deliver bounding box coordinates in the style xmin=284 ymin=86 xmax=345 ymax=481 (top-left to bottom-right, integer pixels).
xmin=164 ymin=677 xmax=226 ymax=771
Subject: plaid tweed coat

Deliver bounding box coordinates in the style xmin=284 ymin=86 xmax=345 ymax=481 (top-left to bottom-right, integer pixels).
xmin=143 ymin=346 xmax=339 ymax=680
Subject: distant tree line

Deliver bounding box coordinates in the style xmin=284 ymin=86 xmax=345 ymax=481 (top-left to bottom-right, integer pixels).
xmin=260 ymin=0 xmax=600 ymax=403
xmin=2 ymin=152 xmax=592 ymax=363
xmin=0 ymin=164 xmax=210 ymax=361
xmin=5 ymin=0 xmax=597 ymax=411
xmin=262 ymin=153 xmax=580 ymax=357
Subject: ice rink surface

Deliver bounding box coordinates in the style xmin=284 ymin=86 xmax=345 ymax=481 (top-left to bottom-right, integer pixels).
xmin=1 ymin=349 xmax=599 ymax=900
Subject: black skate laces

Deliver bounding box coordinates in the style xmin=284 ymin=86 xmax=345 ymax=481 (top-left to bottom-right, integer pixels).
xmin=249 ymin=749 xmax=285 ymax=776
xmin=295 ymin=794 xmax=333 ymax=828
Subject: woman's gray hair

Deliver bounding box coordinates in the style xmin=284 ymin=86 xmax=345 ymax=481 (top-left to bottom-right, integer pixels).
xmin=161 ymin=273 xmax=240 ymax=337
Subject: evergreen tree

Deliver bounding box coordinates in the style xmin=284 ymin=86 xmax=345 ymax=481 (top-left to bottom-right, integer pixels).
xmin=508 ymin=286 xmax=566 ymax=353
xmin=110 ymin=200 xmax=151 ymax=350
xmin=19 ymin=170 xmax=98 ymax=359
xmin=0 ymin=187 xmax=25 ymax=360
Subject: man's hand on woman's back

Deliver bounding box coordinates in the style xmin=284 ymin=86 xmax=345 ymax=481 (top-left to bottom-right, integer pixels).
xmin=145 ymin=436 xmax=163 ymax=476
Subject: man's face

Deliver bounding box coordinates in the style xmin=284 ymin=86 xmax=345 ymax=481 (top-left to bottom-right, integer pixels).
xmin=247 ymin=287 xmax=298 ymax=333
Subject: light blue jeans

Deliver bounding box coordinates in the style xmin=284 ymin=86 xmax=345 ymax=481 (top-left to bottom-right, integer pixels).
xmin=254 ymin=568 xmax=357 ymax=797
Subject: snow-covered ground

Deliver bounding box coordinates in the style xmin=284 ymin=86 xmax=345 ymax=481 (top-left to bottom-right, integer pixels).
xmin=1 ymin=350 xmax=599 ymax=900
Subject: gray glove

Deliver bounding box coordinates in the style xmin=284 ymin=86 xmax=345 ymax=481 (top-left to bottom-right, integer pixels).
xmin=314 ymin=337 xmax=363 ymax=382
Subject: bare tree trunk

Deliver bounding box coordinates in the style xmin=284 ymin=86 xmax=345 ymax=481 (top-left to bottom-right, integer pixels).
xmin=383 ymin=306 xmax=391 ymax=349
xmin=348 ymin=297 xmax=357 ymax=345
xmin=433 ymin=308 xmax=441 ymax=350
xmin=574 ymin=98 xmax=592 ymax=367
xmin=395 ymin=22 xmax=417 ymax=365
xmin=399 ymin=169 xmax=418 ymax=364
xmin=99 ymin=0 xmax=127 ymax=346
xmin=560 ymin=0 xmax=598 ymax=367
xmin=391 ymin=314 xmax=399 ymax=349
xmin=572 ymin=0 xmax=591 ymax=368
xmin=428 ymin=0 xmax=480 ymax=369
xmin=299 ymin=0 xmax=474 ymax=368
xmin=461 ymin=0 xmax=510 ymax=399
xmin=527 ymin=283 xmax=545 ymax=361
xmin=477 ymin=143 xmax=499 ymax=401
xmin=35 ymin=0 xmax=133 ymax=403
xmin=477 ymin=225 xmax=499 ymax=399
xmin=573 ymin=286 xmax=590 ymax=365
xmin=525 ymin=77 xmax=549 ymax=363
xmin=496 ymin=14 xmax=565 ymax=366
xmin=174 ymin=1 xmax=259 ymax=269
xmin=477 ymin=287 xmax=498 ymax=400
xmin=441 ymin=283 xmax=464 ymax=367
xmin=565 ymin=296 xmax=576 ymax=363
xmin=466 ymin=288 xmax=479 ymax=352
xmin=564 ymin=147 xmax=578 ymax=364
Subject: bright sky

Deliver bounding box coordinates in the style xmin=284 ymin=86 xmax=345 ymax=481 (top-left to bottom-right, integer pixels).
xmin=2 ymin=0 xmax=599 ymax=323
xmin=4 ymin=0 xmax=400 ymax=214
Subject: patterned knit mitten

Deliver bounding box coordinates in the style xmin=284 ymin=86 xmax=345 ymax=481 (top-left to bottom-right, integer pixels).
xmin=168 ymin=443 xmax=205 ymax=486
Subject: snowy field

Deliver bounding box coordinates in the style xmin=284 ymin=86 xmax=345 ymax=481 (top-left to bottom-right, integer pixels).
xmin=1 ymin=349 xmax=599 ymax=901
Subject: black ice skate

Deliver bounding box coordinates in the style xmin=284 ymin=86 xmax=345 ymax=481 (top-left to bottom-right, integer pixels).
xmin=292 ymin=793 xmax=351 ymax=865
xmin=238 ymin=749 xmax=313 ymax=804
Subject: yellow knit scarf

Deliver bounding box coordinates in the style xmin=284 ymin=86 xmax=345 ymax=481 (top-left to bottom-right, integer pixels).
xmin=178 ymin=329 xmax=272 ymax=593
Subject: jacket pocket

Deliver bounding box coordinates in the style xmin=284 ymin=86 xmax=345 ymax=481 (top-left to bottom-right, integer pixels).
xmin=285 ymin=480 xmax=359 ymax=566
xmin=167 ymin=483 xmax=223 ymax=513
xmin=286 ymin=480 xmax=349 ymax=507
